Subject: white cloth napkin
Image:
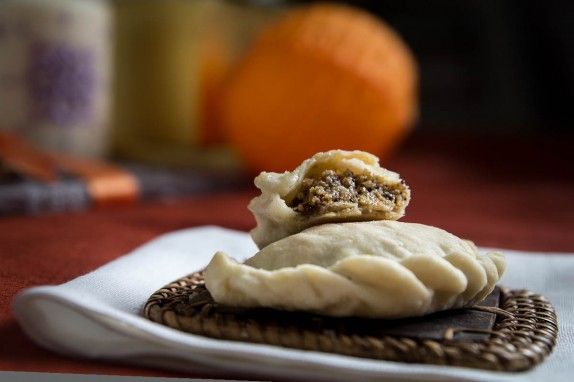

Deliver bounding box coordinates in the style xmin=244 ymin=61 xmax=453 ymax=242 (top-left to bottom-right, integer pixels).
xmin=12 ymin=226 xmax=574 ymax=382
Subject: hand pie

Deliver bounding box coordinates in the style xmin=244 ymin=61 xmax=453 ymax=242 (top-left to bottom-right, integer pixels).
xmin=204 ymin=221 xmax=505 ymax=319
xmin=249 ymin=150 xmax=410 ymax=249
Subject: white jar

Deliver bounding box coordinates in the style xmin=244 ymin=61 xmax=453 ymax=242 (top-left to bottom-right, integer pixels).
xmin=0 ymin=0 xmax=112 ymax=158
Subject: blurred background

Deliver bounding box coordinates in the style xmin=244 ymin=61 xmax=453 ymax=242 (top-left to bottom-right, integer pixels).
xmin=0 ymin=0 xmax=572 ymax=215
xmin=360 ymin=0 xmax=574 ymax=133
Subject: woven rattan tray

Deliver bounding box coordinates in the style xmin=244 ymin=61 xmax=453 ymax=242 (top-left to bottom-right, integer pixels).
xmin=144 ymin=272 xmax=558 ymax=372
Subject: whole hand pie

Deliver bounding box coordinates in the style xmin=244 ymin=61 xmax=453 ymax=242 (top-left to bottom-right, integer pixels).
xmin=204 ymin=221 xmax=505 ymax=319
xmin=249 ymin=150 xmax=410 ymax=249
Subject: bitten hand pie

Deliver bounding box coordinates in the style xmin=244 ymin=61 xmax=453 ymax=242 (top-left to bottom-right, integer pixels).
xmin=204 ymin=221 xmax=505 ymax=319
xmin=249 ymin=150 xmax=410 ymax=249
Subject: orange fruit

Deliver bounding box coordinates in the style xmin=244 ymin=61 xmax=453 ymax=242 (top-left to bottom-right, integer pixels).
xmin=219 ymin=3 xmax=418 ymax=173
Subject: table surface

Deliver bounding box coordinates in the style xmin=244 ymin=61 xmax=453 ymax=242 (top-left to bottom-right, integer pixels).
xmin=1 ymin=133 xmax=573 ymax=379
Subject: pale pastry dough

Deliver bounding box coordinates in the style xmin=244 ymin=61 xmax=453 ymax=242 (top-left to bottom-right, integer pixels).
xmin=204 ymin=221 xmax=505 ymax=319
xmin=249 ymin=150 xmax=410 ymax=249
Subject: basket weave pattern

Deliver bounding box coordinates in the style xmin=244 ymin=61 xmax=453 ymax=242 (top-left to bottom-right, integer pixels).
xmin=144 ymin=272 xmax=558 ymax=372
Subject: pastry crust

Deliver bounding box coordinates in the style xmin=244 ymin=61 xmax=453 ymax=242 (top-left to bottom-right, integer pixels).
xmin=204 ymin=221 xmax=505 ymax=319
xmin=249 ymin=150 xmax=410 ymax=249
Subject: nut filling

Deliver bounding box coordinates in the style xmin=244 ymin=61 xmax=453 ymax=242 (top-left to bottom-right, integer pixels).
xmin=289 ymin=170 xmax=407 ymax=215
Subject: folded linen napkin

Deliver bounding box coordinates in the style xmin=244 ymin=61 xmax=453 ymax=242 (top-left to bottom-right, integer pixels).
xmin=12 ymin=226 xmax=573 ymax=382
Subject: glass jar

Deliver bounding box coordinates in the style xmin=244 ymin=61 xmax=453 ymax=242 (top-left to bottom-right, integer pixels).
xmin=111 ymin=0 xmax=284 ymax=169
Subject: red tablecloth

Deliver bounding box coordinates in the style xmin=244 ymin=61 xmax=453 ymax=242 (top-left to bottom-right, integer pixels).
xmin=1 ymin=133 xmax=573 ymax=378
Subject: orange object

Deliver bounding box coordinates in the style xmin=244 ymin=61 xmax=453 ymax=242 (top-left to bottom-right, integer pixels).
xmin=198 ymin=37 xmax=231 ymax=146
xmin=220 ymin=3 xmax=418 ymax=173
xmin=0 ymin=131 xmax=57 ymax=182
xmin=0 ymin=131 xmax=138 ymax=207
xmin=49 ymin=153 xmax=139 ymax=208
